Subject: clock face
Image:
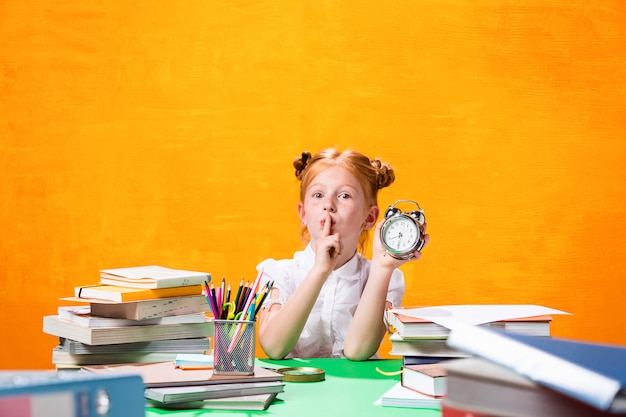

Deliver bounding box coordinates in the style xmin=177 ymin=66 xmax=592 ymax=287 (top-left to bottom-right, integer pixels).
xmin=381 ymin=216 xmax=420 ymax=254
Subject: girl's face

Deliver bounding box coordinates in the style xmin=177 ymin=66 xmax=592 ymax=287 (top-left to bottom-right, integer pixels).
xmin=298 ymin=166 xmax=377 ymax=248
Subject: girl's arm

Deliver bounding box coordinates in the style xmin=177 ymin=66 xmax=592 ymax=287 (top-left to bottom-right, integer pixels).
xmin=342 ymin=261 xmax=394 ymax=361
xmin=343 ymin=220 xmax=428 ymax=361
xmin=258 ymin=214 xmax=341 ymax=359
xmin=257 ymin=266 xmax=328 ymax=359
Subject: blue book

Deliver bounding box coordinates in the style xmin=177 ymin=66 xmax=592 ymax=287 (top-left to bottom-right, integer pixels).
xmin=446 ymin=323 xmax=626 ymax=413
xmin=0 ymin=371 xmax=145 ymax=417
xmin=402 ymin=355 xmax=461 ymax=366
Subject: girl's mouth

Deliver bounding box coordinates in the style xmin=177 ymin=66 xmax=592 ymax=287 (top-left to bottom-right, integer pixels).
xmin=321 ymin=219 xmax=335 ymax=229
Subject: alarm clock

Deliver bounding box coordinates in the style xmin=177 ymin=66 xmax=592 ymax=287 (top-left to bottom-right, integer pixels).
xmin=380 ymin=199 xmax=426 ymax=260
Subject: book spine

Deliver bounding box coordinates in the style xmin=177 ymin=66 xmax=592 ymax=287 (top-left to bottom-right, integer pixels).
xmin=0 ymin=375 xmax=145 ymax=417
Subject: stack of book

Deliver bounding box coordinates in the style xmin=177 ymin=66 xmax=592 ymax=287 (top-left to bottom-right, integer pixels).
xmin=378 ymin=304 xmax=571 ymax=409
xmin=388 ymin=305 xmax=566 ymax=366
xmin=82 ymin=360 xmax=285 ymax=411
xmin=375 ymin=362 xmax=445 ymax=410
xmin=442 ymin=323 xmax=626 ymax=417
xmin=43 ymin=265 xmax=213 ymax=368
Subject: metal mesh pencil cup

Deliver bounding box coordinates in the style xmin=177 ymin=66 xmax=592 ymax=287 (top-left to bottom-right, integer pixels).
xmin=213 ymin=319 xmax=256 ymax=375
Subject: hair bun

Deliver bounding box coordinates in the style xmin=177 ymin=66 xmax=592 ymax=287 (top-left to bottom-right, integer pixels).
xmin=294 ymin=151 xmax=312 ymax=180
xmin=371 ymin=158 xmax=395 ymax=189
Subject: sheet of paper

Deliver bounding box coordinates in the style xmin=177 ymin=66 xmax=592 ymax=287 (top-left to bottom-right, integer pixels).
xmin=390 ymin=305 xmax=571 ymax=330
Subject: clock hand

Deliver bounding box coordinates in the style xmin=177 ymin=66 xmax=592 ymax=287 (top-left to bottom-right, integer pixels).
xmin=388 ymin=233 xmax=404 ymax=246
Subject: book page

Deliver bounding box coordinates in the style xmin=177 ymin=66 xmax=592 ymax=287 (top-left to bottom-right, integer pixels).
xmin=390 ymin=305 xmax=570 ymax=330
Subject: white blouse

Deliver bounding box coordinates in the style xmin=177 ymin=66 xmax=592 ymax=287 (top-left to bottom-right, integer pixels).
xmin=257 ymin=244 xmax=405 ymax=358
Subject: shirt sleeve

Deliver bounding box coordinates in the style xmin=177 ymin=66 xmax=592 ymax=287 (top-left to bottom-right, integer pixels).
xmin=256 ymin=258 xmax=294 ymax=310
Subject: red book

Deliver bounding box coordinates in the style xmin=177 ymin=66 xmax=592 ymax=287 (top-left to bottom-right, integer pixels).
xmin=442 ymin=401 xmax=505 ymax=417
xmin=401 ymin=363 xmax=446 ymax=397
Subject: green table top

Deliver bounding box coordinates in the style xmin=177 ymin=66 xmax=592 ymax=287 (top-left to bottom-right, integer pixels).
xmin=146 ymin=358 xmax=441 ymax=417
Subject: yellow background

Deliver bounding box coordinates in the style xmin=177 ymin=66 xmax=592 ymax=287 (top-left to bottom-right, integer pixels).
xmin=1 ymin=1 xmax=625 ymax=369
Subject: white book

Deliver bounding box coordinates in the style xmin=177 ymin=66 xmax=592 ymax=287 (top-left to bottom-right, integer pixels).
xmin=52 ymin=346 xmax=184 ymax=366
xmin=401 ymin=363 xmax=447 ymax=397
xmin=146 ymin=393 xmax=279 ymax=411
xmin=88 ymin=294 xmax=211 ymax=320
xmin=145 ymin=381 xmax=285 ymax=403
xmin=61 ymin=337 xmax=210 ymax=355
xmin=100 ymin=265 xmax=211 ymax=289
xmin=389 ymin=332 xmax=469 ymax=357
xmin=389 ymin=304 xmax=567 ymax=339
xmin=57 ymin=306 xmax=207 ymax=328
xmin=43 ymin=315 xmax=213 ymax=345
xmin=374 ymin=382 xmax=441 ymax=409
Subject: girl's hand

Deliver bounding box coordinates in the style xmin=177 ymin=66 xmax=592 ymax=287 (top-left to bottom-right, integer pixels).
xmin=372 ymin=220 xmax=429 ymax=269
xmin=313 ymin=212 xmax=342 ymax=274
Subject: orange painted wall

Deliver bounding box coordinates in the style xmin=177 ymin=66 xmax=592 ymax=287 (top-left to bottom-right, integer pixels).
xmin=1 ymin=1 xmax=625 ymax=369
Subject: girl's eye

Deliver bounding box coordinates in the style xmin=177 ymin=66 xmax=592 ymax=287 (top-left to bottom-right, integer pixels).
xmin=338 ymin=193 xmax=351 ymax=200
xmin=312 ymin=192 xmax=323 ymax=199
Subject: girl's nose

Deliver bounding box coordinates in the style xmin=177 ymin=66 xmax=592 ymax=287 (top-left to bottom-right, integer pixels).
xmin=323 ymin=199 xmax=336 ymax=212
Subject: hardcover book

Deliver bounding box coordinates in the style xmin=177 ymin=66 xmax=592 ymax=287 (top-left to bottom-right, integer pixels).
xmin=389 ymin=332 xmax=470 ymax=358
xmin=52 ymin=345 xmax=184 ymax=366
xmin=442 ymin=402 xmax=504 ymax=417
xmin=389 ymin=304 xmax=570 ymax=340
xmin=72 ymin=283 xmax=203 ymax=303
xmin=144 ymin=380 xmax=285 ymax=404
xmin=443 ymin=357 xmax=620 ymax=417
xmin=89 ymin=294 xmax=210 ymax=320
xmin=100 ymin=265 xmax=211 ymax=289
xmin=402 ymin=356 xmax=462 ymax=366
xmin=43 ymin=315 xmax=213 ymax=345
xmin=446 ymin=324 xmax=626 ymax=413
xmin=57 ymin=306 xmax=207 ymax=327
xmin=389 ymin=311 xmax=554 ymax=339
xmin=401 ymin=363 xmax=447 ymax=397
xmin=146 ymin=392 xmax=279 ymax=411
xmin=82 ymin=361 xmax=284 ymax=388
xmin=59 ymin=336 xmax=210 ymax=355
xmin=389 ymin=313 xmax=451 ymax=339
xmin=0 ymin=371 xmax=145 ymax=417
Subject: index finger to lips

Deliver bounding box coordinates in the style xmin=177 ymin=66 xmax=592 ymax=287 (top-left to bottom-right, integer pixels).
xmin=322 ymin=212 xmax=332 ymax=236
